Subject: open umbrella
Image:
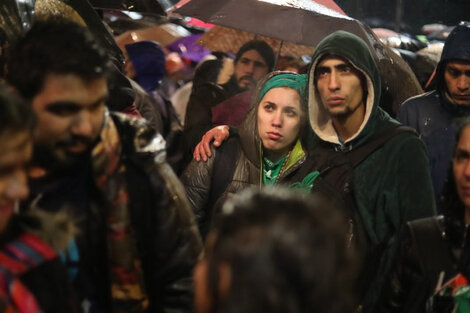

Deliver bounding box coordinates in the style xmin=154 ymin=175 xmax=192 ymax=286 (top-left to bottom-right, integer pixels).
xmin=172 ymin=0 xmax=423 ymax=116
xmin=198 ymin=26 xmax=315 ymax=58
xmin=172 ymin=0 xmax=372 ymax=49
xmin=115 ymin=23 xmax=191 ymax=51
xmin=90 ymin=0 xmax=180 ymax=16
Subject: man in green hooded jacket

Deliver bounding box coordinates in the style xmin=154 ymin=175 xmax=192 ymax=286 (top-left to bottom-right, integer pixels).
xmin=307 ymin=31 xmax=436 ymax=312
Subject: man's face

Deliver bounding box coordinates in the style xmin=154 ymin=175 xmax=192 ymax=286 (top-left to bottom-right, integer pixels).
xmin=0 ymin=131 xmax=32 ymax=232
xmin=234 ymin=49 xmax=269 ymax=90
xmin=315 ymin=56 xmax=365 ymax=121
xmin=31 ymin=73 xmax=108 ymax=167
xmin=444 ymin=60 xmax=470 ymax=106
xmin=454 ymin=125 xmax=470 ymax=210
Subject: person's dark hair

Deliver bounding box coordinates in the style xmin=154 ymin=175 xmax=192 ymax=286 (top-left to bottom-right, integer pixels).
xmin=0 ymin=83 xmax=35 ymax=136
xmin=206 ymin=187 xmax=357 ymax=313
xmin=6 ymin=19 xmax=111 ymax=100
xmin=235 ymin=40 xmax=275 ymax=71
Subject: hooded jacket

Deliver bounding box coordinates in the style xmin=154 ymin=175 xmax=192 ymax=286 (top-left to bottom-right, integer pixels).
xmin=307 ymin=31 xmax=436 ymax=312
xmin=181 ymin=72 xmax=311 ymax=238
xmin=397 ymin=23 xmax=470 ymax=209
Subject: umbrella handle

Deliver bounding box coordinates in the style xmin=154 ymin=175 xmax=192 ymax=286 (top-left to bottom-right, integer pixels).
xmin=274 ymin=40 xmax=284 ymax=69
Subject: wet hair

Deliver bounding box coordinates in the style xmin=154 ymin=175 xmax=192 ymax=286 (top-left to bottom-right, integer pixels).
xmin=206 ymin=187 xmax=357 ymax=313
xmin=235 ymin=40 xmax=275 ymax=71
xmin=6 ymin=19 xmax=111 ymax=100
xmin=0 ymin=83 xmax=35 ymax=136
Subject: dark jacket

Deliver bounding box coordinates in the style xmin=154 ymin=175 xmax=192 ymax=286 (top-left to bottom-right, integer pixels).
xmin=378 ymin=171 xmax=467 ymax=313
xmin=397 ymin=23 xmax=470 ymax=210
xmin=181 ymin=72 xmax=311 ymax=238
xmin=307 ymin=31 xmax=436 ymax=312
xmin=25 ymin=112 xmax=203 ymax=313
xmin=183 ymin=77 xmax=241 ymax=153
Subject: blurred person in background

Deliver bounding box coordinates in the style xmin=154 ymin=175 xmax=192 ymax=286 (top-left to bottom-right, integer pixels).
xmin=6 ymin=19 xmax=202 ymax=313
xmin=193 ymin=187 xmax=357 ymax=313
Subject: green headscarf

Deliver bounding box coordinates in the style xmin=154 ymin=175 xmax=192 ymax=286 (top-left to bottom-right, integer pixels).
xmin=258 ymin=73 xmax=307 ymax=103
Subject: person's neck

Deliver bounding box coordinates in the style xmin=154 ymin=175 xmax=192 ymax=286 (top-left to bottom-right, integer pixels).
xmin=332 ymin=106 xmax=366 ymax=143
xmin=264 ymin=147 xmax=290 ymax=163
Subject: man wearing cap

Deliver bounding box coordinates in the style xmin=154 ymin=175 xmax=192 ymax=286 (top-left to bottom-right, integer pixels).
xmin=398 ymin=22 xmax=470 ymax=210
xmin=184 ymin=40 xmax=275 ymax=154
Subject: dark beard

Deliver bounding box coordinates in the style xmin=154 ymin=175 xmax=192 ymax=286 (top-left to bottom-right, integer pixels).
xmin=31 ymin=144 xmax=91 ymax=173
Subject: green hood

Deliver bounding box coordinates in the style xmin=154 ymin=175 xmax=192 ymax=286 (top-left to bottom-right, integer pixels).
xmin=307 ymin=31 xmax=398 ymax=147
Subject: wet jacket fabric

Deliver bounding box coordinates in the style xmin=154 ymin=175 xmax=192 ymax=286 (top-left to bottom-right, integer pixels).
xmin=181 ymin=72 xmax=310 ymax=237
xmin=25 ymin=112 xmax=202 ymax=313
xmin=307 ymin=31 xmax=436 ymax=312
xmin=397 ymin=24 xmax=470 ymax=209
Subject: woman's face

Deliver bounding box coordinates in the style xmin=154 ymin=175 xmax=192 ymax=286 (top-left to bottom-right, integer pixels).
xmin=257 ymin=87 xmax=302 ymax=158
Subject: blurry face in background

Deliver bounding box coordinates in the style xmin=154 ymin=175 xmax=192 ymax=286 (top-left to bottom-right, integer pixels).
xmin=0 ymin=131 xmax=32 ymax=232
xmin=234 ymin=49 xmax=269 ymax=90
xmin=453 ymin=125 xmax=470 ymax=213
xmin=31 ymin=73 xmax=107 ymax=168
xmin=444 ymin=60 xmax=470 ymax=106
xmin=257 ymin=87 xmax=302 ymax=161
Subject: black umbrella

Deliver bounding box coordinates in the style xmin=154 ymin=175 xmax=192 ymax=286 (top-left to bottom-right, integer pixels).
xmin=90 ymin=0 xmax=180 ymax=15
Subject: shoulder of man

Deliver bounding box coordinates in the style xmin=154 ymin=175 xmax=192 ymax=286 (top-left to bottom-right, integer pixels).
xmin=399 ymin=90 xmax=440 ymax=113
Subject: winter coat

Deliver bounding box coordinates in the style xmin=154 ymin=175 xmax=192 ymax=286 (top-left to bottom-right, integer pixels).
xmin=397 ymin=24 xmax=470 ymax=210
xmin=24 ymin=112 xmax=203 ymax=313
xmin=378 ymin=171 xmax=467 ymax=313
xmin=181 ymin=72 xmax=311 ymax=238
xmin=306 ymin=31 xmax=436 ymax=312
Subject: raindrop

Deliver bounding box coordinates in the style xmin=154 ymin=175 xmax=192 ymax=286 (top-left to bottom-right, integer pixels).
xmin=424 ymin=118 xmax=431 ymax=126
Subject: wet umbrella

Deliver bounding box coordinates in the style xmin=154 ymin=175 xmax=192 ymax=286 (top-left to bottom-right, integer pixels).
xmin=172 ymin=0 xmax=423 ymax=116
xmin=90 ymin=0 xmax=180 ymax=16
xmin=172 ymin=0 xmax=371 ymax=49
xmin=0 ymin=0 xmax=124 ymax=63
xmin=198 ymin=26 xmax=315 ymax=59
xmin=115 ymin=23 xmax=191 ymax=51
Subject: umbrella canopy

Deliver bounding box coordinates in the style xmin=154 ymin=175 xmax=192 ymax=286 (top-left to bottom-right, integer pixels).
xmin=173 ymin=0 xmax=372 ymax=49
xmin=90 ymin=0 xmax=180 ymax=15
xmin=173 ymin=0 xmax=423 ymax=116
xmin=167 ymin=33 xmax=212 ymax=62
xmin=198 ymin=26 xmax=315 ymax=58
xmin=115 ymin=23 xmax=191 ymax=51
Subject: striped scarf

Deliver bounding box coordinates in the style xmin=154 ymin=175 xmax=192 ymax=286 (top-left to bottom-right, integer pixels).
xmin=91 ymin=111 xmax=149 ymax=312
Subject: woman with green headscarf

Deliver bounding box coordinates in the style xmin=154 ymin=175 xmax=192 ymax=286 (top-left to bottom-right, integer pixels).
xmin=181 ymin=71 xmax=318 ymax=238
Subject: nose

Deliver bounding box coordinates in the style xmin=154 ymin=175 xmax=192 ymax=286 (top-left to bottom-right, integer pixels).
xmin=71 ymin=110 xmax=93 ymax=138
xmin=328 ymin=71 xmax=340 ymax=91
xmin=464 ymin=159 xmax=470 ymax=178
xmin=271 ymin=111 xmax=282 ymax=128
xmin=457 ymin=75 xmax=470 ymax=92
xmin=5 ymin=169 xmax=29 ymax=202
xmin=245 ymin=61 xmax=255 ymax=74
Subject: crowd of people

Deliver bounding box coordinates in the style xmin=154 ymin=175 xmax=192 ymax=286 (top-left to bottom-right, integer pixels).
xmin=0 ymin=7 xmax=469 ymax=313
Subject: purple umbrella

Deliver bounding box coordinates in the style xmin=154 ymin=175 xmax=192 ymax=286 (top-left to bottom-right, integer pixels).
xmin=167 ymin=34 xmax=211 ymax=62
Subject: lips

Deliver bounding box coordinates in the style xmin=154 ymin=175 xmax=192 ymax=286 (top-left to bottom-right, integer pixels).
xmin=67 ymin=142 xmax=89 ymax=154
xmin=327 ymin=96 xmax=345 ymax=105
xmin=267 ymin=132 xmax=282 ymax=140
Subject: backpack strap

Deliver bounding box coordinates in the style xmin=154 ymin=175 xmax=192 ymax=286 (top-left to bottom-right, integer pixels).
xmin=207 ymin=135 xmax=241 ymax=214
xmin=347 ymin=125 xmax=417 ymax=167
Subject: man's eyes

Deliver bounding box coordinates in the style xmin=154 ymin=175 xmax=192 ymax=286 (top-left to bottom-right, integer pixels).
xmin=46 ymin=105 xmax=80 ymax=116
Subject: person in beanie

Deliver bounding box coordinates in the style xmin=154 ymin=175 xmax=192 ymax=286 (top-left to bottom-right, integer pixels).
xmin=181 ymin=72 xmax=319 ymax=238
xmin=398 ymin=22 xmax=470 ymax=210
xmin=184 ymin=40 xmax=274 ymax=155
